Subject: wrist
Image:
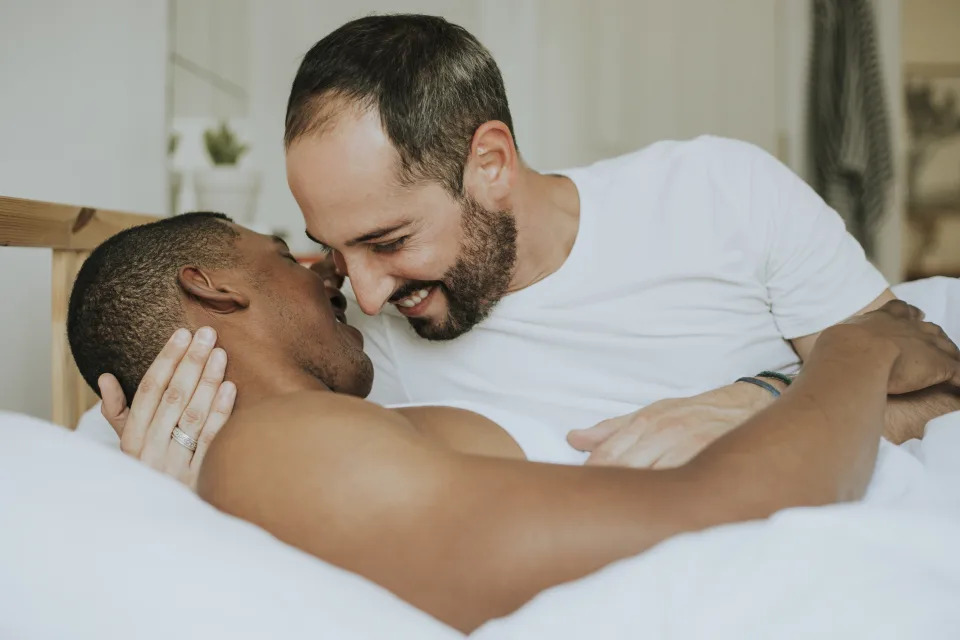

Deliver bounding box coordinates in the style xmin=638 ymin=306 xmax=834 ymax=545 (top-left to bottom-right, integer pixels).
xmin=814 ymin=324 xmax=900 ymax=369
xmin=731 ymin=379 xmax=780 ymax=409
xmin=755 ymin=373 xmax=791 ymax=394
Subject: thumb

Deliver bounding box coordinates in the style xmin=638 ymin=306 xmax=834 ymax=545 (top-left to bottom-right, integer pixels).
xmin=98 ymin=373 xmax=129 ymax=436
xmin=567 ymin=419 xmax=621 ymax=452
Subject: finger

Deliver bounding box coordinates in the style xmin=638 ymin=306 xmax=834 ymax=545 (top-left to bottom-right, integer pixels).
xmin=885 ymin=299 xmax=919 ymax=319
xmin=567 ymin=419 xmax=622 ymax=451
xmin=162 ymin=347 xmax=227 ymax=478
xmin=140 ymin=327 xmax=218 ymax=468
xmin=934 ymin=334 xmax=960 ymax=361
xmin=98 ymin=373 xmax=129 ymax=437
xmin=585 ymin=429 xmax=643 ymax=466
xmin=121 ymin=328 xmax=192 ymax=456
xmin=188 ymin=381 xmax=236 ymax=484
xmin=927 ymin=324 xmax=960 ymax=359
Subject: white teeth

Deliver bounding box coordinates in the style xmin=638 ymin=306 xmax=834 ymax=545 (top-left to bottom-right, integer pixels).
xmin=395 ymin=286 xmax=432 ymax=309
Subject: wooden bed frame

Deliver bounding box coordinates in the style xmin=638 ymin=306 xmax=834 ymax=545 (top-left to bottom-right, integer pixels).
xmin=0 ymin=195 xmax=160 ymax=428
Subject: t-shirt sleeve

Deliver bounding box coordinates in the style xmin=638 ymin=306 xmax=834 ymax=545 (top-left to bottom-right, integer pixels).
xmin=731 ymin=139 xmax=889 ymax=340
xmin=343 ymin=284 xmax=409 ymax=406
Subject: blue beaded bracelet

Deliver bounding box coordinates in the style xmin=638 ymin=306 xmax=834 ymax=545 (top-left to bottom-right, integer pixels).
xmin=736 ymin=376 xmax=781 ymax=398
xmin=756 ymin=370 xmax=794 ymax=387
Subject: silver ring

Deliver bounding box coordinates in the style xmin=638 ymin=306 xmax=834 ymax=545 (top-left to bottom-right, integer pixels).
xmin=171 ymin=426 xmax=198 ymax=452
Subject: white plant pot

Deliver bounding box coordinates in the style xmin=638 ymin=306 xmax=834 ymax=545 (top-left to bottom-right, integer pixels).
xmin=193 ymin=167 xmax=261 ymax=223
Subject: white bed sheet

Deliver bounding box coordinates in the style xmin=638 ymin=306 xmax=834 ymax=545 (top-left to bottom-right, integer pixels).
xmin=0 ymin=411 xmax=458 ymax=640
xmin=8 ymin=277 xmax=959 ymax=638
xmin=5 ymin=409 xmax=960 ymax=639
xmin=475 ymin=410 xmax=960 ymax=638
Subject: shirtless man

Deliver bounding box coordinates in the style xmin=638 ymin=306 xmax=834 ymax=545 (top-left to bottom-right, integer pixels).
xmin=67 ymin=213 xmax=960 ymax=632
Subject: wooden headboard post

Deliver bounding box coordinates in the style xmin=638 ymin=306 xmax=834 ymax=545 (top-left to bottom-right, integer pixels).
xmin=0 ymin=195 xmax=160 ymax=428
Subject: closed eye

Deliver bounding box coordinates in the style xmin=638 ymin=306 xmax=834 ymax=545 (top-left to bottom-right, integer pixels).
xmin=371 ymin=236 xmax=408 ymax=254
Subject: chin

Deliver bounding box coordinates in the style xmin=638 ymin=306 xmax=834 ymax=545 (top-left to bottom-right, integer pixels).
xmin=408 ymin=315 xmax=472 ymax=341
xmin=343 ymin=355 xmax=375 ymax=398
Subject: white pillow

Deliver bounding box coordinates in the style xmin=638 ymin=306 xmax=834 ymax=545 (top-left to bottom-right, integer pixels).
xmin=76 ymin=400 xmax=119 ymax=447
xmin=894 ymin=276 xmax=960 ymax=345
xmin=0 ymin=411 xmax=458 ymax=640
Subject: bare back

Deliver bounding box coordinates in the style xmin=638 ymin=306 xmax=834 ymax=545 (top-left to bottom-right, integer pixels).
xmin=394 ymin=404 xmax=525 ymax=460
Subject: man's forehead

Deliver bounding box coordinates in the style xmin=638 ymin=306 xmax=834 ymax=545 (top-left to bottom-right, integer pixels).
xmin=286 ymin=110 xmax=458 ymax=247
xmin=287 ymin=109 xmax=399 ymax=195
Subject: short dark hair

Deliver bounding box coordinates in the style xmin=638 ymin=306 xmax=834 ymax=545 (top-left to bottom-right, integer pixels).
xmin=67 ymin=212 xmax=239 ymax=404
xmin=284 ymin=13 xmax=515 ymax=195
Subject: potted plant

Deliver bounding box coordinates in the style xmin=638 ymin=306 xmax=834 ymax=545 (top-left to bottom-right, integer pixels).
xmin=193 ymin=120 xmax=261 ymax=222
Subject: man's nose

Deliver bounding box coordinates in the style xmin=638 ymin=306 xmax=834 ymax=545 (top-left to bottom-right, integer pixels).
xmin=343 ymin=253 xmax=394 ymax=315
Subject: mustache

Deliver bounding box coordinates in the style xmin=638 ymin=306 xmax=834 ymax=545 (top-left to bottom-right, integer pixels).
xmin=388 ymin=281 xmax=443 ymax=303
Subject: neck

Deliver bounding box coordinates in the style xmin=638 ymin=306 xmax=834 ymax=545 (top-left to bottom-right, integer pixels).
xmin=506 ymin=163 xmax=581 ymax=293
xmin=217 ymin=333 xmax=330 ymax=411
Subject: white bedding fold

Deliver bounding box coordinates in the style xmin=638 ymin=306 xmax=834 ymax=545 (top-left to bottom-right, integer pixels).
xmin=475 ymin=411 xmax=960 ymax=639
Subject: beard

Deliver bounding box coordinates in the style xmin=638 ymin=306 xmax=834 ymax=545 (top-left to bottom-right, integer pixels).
xmin=403 ymin=196 xmax=518 ymax=341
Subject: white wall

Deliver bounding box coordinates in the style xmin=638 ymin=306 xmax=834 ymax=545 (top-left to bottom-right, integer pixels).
xmin=171 ymin=0 xmax=250 ymax=118
xmin=873 ymin=0 xmax=906 ymax=284
xmin=0 ymin=0 xmax=169 ymax=419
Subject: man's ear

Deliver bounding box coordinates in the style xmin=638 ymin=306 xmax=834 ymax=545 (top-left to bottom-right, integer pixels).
xmin=463 ymin=120 xmax=517 ymax=205
xmin=178 ymin=266 xmax=250 ymax=314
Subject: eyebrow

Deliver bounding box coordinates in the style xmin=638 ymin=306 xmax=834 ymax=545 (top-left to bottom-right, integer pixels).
xmin=305 ymin=221 xmax=411 ymax=249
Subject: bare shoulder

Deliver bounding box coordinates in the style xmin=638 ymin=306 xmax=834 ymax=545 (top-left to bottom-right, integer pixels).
xmin=395 ymin=405 xmax=525 ymax=459
xmin=225 ymin=390 xmax=412 ymax=440
xmin=196 ymin=390 xmax=426 ymax=507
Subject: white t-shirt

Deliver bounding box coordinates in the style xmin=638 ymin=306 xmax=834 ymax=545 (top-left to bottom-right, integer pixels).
xmin=345 ymin=136 xmax=889 ymax=439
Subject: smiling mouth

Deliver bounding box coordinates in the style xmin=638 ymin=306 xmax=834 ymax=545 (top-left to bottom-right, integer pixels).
xmin=392 ymin=285 xmax=437 ymax=316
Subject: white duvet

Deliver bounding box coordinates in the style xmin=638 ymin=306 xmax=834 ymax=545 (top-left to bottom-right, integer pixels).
xmin=475 ymin=411 xmax=960 ymax=639
xmin=2 ymin=409 xmax=959 ymax=639
xmin=3 ymin=277 xmax=960 ymax=639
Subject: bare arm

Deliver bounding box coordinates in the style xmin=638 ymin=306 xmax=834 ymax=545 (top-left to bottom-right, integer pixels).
xmin=198 ymin=306 xmax=958 ymax=633
xmin=789 ymin=289 xmax=896 ymax=360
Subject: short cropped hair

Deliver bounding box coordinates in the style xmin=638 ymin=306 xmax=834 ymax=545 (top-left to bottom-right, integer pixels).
xmin=284 ymin=13 xmax=515 ymax=195
xmin=67 ymin=212 xmax=239 ymax=404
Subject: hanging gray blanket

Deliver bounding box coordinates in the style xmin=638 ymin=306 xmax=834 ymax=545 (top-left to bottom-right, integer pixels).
xmin=807 ymin=0 xmax=893 ymax=256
